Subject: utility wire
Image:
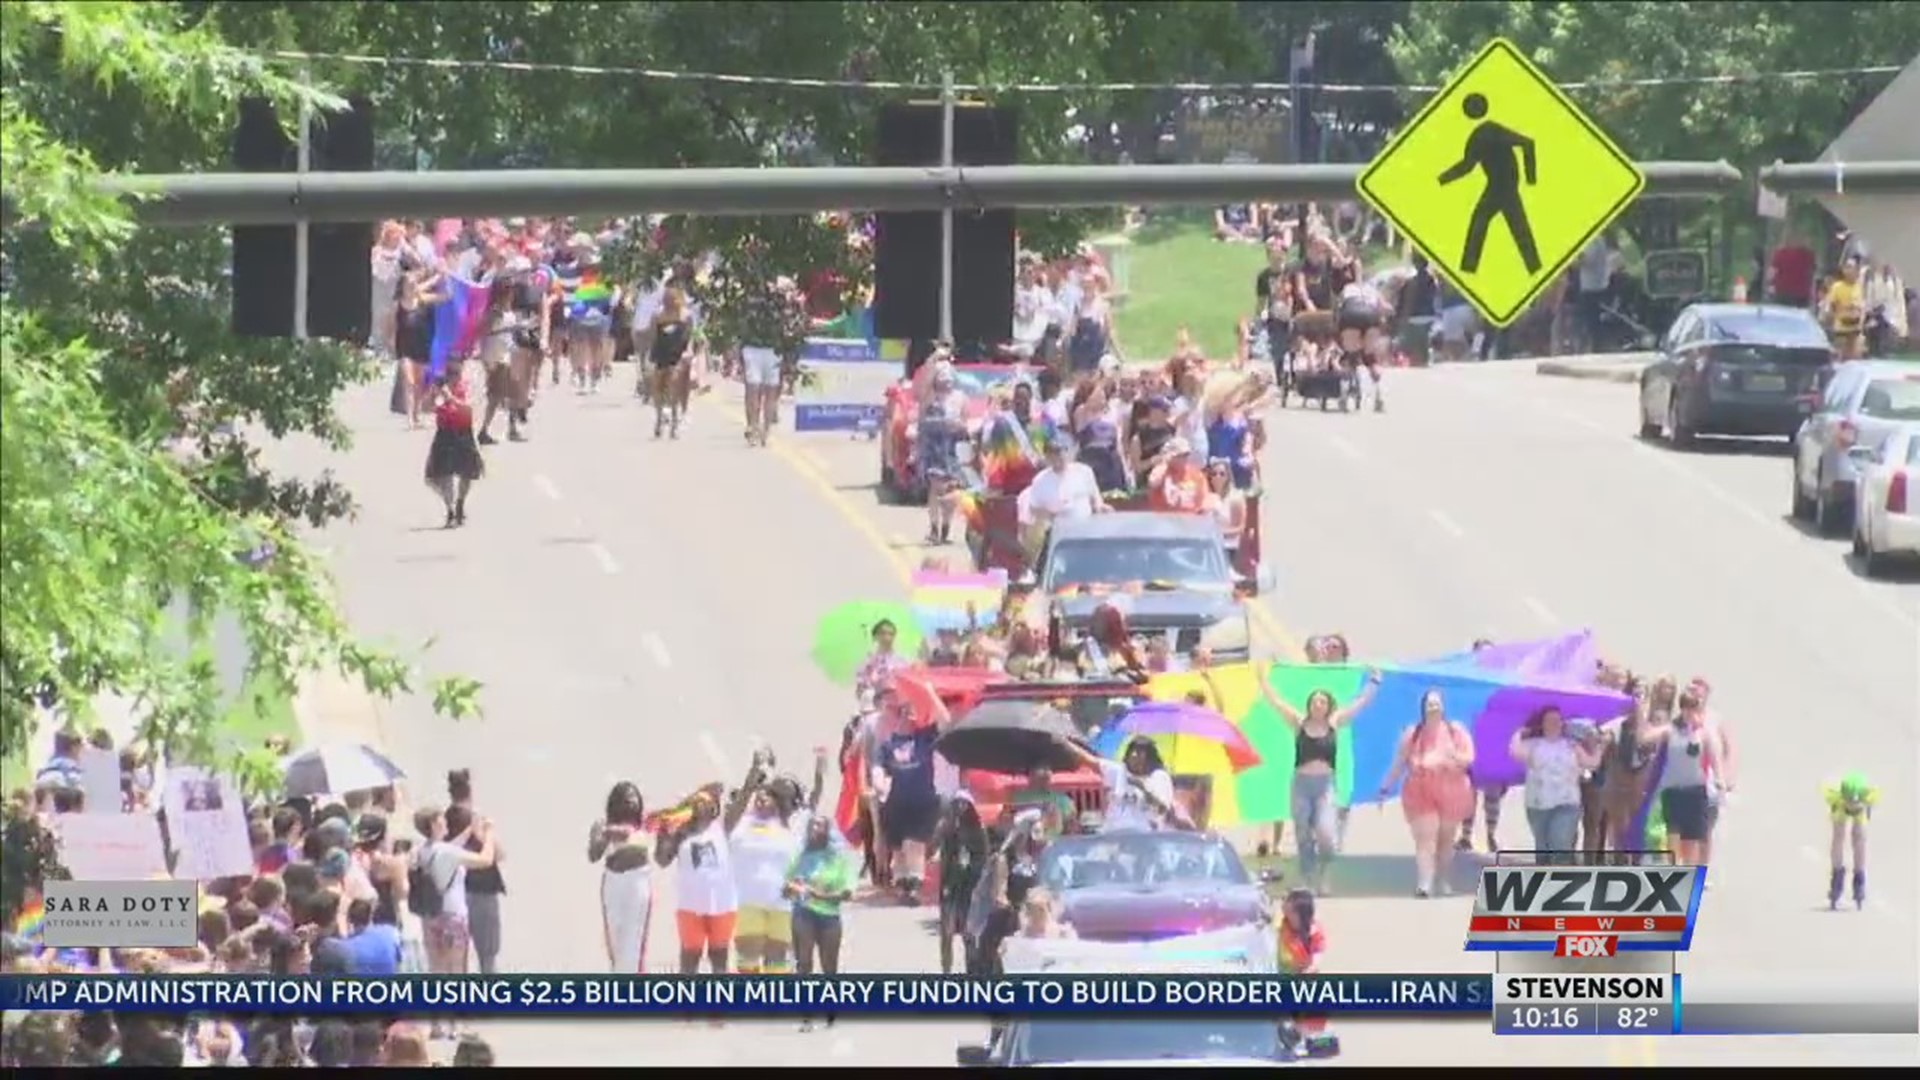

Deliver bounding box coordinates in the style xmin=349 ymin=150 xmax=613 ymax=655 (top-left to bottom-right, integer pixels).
xmin=267 ymin=49 xmax=1904 ymax=96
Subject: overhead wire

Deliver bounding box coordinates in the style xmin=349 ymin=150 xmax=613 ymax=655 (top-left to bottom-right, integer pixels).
xmin=265 ymin=49 xmax=1904 ymax=96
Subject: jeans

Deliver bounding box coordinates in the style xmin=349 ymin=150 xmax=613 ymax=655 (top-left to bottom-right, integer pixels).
xmin=1291 ymin=772 xmax=1337 ymax=879
xmin=1526 ymin=803 xmax=1582 ymax=863
xmin=466 ymin=891 xmax=503 ymax=974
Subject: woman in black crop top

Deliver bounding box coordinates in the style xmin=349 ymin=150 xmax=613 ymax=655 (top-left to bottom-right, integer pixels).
xmin=1254 ymin=668 xmax=1382 ymax=896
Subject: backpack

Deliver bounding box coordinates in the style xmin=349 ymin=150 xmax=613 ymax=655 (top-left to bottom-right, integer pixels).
xmin=407 ymin=849 xmax=448 ymax=919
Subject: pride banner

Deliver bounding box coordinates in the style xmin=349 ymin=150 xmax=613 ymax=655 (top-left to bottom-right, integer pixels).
xmin=428 ymin=276 xmax=489 ymax=383
xmin=1149 ymin=661 xmax=1631 ymax=824
xmin=909 ymin=569 xmax=1007 ymax=634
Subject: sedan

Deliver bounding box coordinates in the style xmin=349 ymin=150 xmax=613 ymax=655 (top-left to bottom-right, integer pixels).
xmin=1038 ymin=831 xmax=1270 ymax=943
xmin=1852 ymin=423 xmax=1920 ymax=577
xmin=1638 ymin=303 xmax=1833 ymax=447
xmin=960 ymin=1016 xmax=1299 ymax=1067
xmin=1792 ymin=362 xmax=1920 ymax=535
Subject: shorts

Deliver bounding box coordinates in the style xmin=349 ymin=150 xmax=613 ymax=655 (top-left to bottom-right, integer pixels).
xmin=1337 ymin=303 xmax=1384 ymax=334
xmin=484 ymin=360 xmax=512 ymax=401
xmin=735 ymin=904 xmax=792 ymax=945
xmin=741 ymin=346 xmax=782 ymax=387
xmin=675 ymin=909 xmax=739 ymax=953
xmin=881 ymin=796 xmax=940 ymax=848
xmin=574 ymin=318 xmax=611 ymax=344
xmin=1660 ymin=786 xmax=1712 ymax=842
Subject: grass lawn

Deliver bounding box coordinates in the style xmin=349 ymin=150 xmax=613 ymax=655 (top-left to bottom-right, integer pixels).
xmin=1111 ymin=217 xmax=1268 ymax=362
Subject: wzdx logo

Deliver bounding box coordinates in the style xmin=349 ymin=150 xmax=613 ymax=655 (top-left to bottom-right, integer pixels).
xmin=1554 ymin=935 xmax=1618 ymax=958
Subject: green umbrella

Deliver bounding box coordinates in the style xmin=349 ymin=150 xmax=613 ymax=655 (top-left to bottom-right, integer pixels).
xmin=812 ymin=600 xmax=921 ymax=687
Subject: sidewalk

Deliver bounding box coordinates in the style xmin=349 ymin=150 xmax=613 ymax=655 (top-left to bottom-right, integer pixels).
xmin=1534 ymin=351 xmax=1654 ymax=384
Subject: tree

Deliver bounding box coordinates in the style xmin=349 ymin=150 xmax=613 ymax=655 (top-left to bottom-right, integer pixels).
xmin=0 ymin=2 xmax=478 ymax=790
xmin=200 ymin=1 xmax=1264 ymax=330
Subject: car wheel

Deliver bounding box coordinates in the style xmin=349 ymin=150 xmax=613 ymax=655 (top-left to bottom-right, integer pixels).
xmin=1666 ymin=398 xmax=1695 ymax=449
xmin=1862 ymin=545 xmax=1890 ymax=579
xmin=1790 ymin=464 xmax=1816 ymax=521
xmin=1813 ymin=473 xmax=1849 ymax=537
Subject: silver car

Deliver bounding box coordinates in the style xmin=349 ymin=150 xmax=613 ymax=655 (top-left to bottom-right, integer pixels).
xmin=1791 ymin=361 xmax=1920 ymax=535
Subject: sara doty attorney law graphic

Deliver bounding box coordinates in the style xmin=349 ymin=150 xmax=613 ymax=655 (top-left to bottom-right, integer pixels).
xmin=42 ymin=880 xmax=199 ymax=948
xmin=1357 ymin=38 xmax=1645 ymax=327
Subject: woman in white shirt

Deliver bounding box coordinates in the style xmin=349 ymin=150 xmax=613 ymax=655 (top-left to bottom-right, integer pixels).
xmin=1509 ymin=706 xmax=1602 ymax=863
xmin=1068 ymin=736 xmax=1188 ymax=833
xmin=589 ymin=781 xmax=655 ymax=974
xmin=1012 ymin=261 xmax=1054 ymax=358
xmin=1202 ymin=460 xmax=1248 ymax=554
xmin=730 ymin=778 xmax=805 ymax=975
xmin=655 ymin=786 xmax=745 ymax=976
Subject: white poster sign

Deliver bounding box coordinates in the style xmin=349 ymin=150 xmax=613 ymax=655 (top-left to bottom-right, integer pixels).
xmin=162 ymin=767 xmax=254 ymax=881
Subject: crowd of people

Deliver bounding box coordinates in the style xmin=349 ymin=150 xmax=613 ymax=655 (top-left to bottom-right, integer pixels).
xmin=2 ymin=741 xmax=507 ymax=1067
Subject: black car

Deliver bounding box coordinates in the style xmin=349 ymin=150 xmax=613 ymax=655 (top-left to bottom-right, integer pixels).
xmin=1637 ymin=303 xmax=1834 ymax=447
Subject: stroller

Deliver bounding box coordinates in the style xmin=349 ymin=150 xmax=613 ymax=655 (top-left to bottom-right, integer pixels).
xmin=1277 ymin=346 xmax=1363 ymax=412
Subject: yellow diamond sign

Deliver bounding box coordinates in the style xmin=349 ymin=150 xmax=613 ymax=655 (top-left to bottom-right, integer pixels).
xmin=1357 ymin=39 xmax=1645 ymax=328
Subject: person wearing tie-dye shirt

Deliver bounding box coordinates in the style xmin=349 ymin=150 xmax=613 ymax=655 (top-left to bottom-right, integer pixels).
xmin=854 ymin=620 xmax=910 ymax=699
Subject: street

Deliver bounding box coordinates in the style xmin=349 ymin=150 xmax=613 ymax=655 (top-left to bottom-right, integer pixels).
xmin=274 ymin=361 xmax=1918 ymax=1066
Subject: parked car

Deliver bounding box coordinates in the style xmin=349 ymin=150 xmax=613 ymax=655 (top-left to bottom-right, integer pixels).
xmin=1851 ymin=423 xmax=1920 ymax=577
xmin=1037 ymin=830 xmax=1271 ymax=943
xmin=1792 ymin=362 xmax=1920 ymax=535
xmin=1637 ymin=304 xmax=1833 ymax=447
xmin=877 ymin=362 xmax=1023 ymax=504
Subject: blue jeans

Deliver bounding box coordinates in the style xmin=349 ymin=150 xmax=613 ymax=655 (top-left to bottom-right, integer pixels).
xmin=1292 ymin=772 xmax=1337 ymax=879
xmin=1526 ymin=803 xmax=1581 ymax=863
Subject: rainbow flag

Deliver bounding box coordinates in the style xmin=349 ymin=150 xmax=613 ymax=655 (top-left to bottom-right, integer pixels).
xmin=952 ymin=489 xmax=984 ymax=532
xmin=428 ymin=276 xmax=489 ymax=382
xmin=570 ymin=278 xmax=614 ymax=321
xmin=12 ymin=893 xmax=45 ymax=944
xmin=910 ymin=569 xmax=1008 ymax=633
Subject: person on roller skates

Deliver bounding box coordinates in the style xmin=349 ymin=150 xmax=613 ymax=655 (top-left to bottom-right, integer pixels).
xmin=1824 ymin=773 xmax=1876 ymax=910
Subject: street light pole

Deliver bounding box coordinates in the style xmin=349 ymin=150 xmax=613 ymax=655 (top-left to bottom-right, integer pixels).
xmin=939 ymin=70 xmax=956 ymax=345
xmin=293 ymin=68 xmax=312 ymax=341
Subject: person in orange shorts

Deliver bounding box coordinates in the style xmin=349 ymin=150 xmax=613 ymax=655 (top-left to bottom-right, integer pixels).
xmin=656 ymin=788 xmax=743 ymax=975
xmin=1380 ymin=689 xmax=1476 ymax=898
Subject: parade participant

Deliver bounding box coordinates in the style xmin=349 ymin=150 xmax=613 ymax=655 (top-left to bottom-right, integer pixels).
xmin=973 ymin=810 xmax=1047 ymax=976
xmin=1277 ymin=887 xmax=1334 ymax=1055
xmin=655 ymin=785 xmax=744 ymax=977
xmin=1204 ymin=460 xmax=1250 ymax=557
xmin=448 ymin=770 xmax=506 ymax=976
xmin=589 ymin=781 xmax=654 ymax=973
xmin=932 ymin=792 xmax=989 ymax=975
xmin=1381 ymin=690 xmax=1475 ymax=898
xmin=1007 ymin=766 xmax=1076 ymax=840
xmin=1825 ymin=773 xmax=1875 ymax=910
xmin=396 ymin=268 xmax=447 ymax=429
xmin=1070 ymin=378 xmax=1129 ymax=493
xmin=1145 ymin=437 xmax=1207 ymax=513
xmin=423 ymin=376 xmax=483 ymax=528
xmin=786 ymin=814 xmax=855 ymax=1032
xmin=741 ymin=344 xmax=783 ymax=447
xmin=567 ymin=253 xmax=617 ymax=393
xmin=1016 ymin=438 xmax=1107 ymax=563
xmin=872 ymin=684 xmax=950 ymax=903
xmin=854 ymin=619 xmax=911 ymax=699
xmin=731 ymin=753 xmax=808 ymax=975
xmin=1017 ymin=888 xmax=1073 ymax=939
xmin=1510 ymin=706 xmax=1602 ymax=863
xmin=1461 ymin=639 xmax=1508 ymax=856
xmin=1639 ymin=687 xmax=1730 ymax=868
xmin=1254 ymin=669 xmax=1382 ymax=894
xmin=917 ymin=361 xmax=970 ymax=545
xmin=647 ymin=286 xmax=695 ymax=439
xmin=1067 ymin=735 xmax=1188 ymax=833
xmin=1079 ymin=601 xmax=1150 ymax=683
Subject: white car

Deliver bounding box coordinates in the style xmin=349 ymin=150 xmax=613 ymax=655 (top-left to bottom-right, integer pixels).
xmin=1851 ymin=423 xmax=1920 ymax=577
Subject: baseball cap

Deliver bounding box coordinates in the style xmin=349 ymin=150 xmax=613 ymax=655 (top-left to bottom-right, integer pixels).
xmin=354 ymin=812 xmax=389 ymax=846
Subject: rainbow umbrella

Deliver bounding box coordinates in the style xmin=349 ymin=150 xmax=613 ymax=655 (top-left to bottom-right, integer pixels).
xmin=1095 ymin=701 xmax=1261 ymax=771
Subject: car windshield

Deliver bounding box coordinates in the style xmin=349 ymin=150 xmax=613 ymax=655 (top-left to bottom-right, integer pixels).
xmin=1039 ymin=834 xmax=1251 ymax=892
xmin=1858 ymin=379 xmax=1920 ymax=421
xmin=1046 ymin=539 xmax=1230 ymax=591
xmin=1011 ymin=1019 xmax=1283 ymax=1064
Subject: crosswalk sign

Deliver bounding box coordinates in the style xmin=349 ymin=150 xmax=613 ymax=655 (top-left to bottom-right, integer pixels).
xmin=1357 ymin=39 xmax=1645 ymax=328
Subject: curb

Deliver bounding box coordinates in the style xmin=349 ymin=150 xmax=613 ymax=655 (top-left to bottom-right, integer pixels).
xmin=1535 ymin=361 xmax=1645 ymax=384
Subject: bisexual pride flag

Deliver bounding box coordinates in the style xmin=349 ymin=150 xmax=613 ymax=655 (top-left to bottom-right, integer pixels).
xmin=428 ymin=276 xmax=490 ymax=383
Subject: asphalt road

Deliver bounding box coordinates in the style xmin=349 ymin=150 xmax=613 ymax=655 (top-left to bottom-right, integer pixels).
xmin=276 ymin=360 xmax=1917 ymax=1066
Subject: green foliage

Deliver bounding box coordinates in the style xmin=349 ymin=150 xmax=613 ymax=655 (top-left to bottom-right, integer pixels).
xmin=0 ymin=2 xmax=481 ymax=786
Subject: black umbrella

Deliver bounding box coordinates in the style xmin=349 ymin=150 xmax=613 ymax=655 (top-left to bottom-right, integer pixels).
xmin=936 ymin=699 xmax=1087 ymax=774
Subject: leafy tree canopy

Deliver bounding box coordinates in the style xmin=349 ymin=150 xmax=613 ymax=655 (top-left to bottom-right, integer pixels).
xmin=1 ymin=2 xmax=479 ymax=791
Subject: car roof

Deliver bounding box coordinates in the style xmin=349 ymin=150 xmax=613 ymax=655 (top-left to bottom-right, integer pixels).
xmin=1046 ymin=830 xmax=1236 ymax=851
xmin=1843 ymin=361 xmax=1920 ymax=381
xmin=1052 ymin=514 xmax=1223 ymax=542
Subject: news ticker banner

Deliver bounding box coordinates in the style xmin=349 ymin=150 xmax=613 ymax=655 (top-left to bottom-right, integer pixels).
xmin=2 ymin=975 xmax=1912 ymax=1035
xmin=791 ymin=337 xmax=900 ymax=433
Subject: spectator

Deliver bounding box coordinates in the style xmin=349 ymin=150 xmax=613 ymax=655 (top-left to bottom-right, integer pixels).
xmin=1214 ymin=204 xmax=1261 ymax=243
xmin=34 ymin=731 xmax=83 ymax=790
xmin=1575 ymin=235 xmax=1612 ymax=353
xmin=1769 ymin=231 xmax=1816 ymax=307
xmin=1863 ymin=261 xmax=1908 ymax=355
xmin=1821 ymin=257 xmax=1867 ymax=359
xmin=338 ymin=897 xmax=403 ymax=975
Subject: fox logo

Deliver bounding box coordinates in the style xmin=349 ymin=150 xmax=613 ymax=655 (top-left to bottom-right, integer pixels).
xmin=1555 ymin=935 xmax=1618 ymax=958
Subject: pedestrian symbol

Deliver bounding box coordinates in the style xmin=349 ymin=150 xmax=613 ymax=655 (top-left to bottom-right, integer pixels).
xmin=1356 ymin=39 xmax=1644 ymax=328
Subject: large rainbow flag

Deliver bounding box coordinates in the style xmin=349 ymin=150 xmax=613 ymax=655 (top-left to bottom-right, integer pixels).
xmin=570 ymin=276 xmax=614 ymax=321
xmin=978 ymin=413 xmax=1052 ymax=491
xmin=1142 ymin=660 xmax=1631 ymax=823
xmin=428 ymin=276 xmax=490 ymax=382
xmin=909 ymin=569 xmax=1008 ymax=634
